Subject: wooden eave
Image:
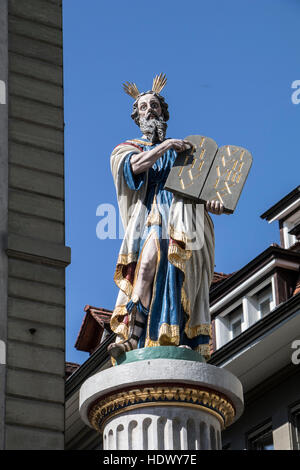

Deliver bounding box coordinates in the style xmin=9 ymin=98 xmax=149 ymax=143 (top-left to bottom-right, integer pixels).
xmin=260 ymin=186 xmax=300 ymax=222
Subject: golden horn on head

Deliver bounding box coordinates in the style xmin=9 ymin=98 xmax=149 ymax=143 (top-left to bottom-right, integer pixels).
xmin=122 ymin=81 xmax=140 ymax=100
xmin=152 ymin=73 xmax=167 ymax=94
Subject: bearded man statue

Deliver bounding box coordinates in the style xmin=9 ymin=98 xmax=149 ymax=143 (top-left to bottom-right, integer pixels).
xmin=108 ymin=74 xmax=224 ymax=361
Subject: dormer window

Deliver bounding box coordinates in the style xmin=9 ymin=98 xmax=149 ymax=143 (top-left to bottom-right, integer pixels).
xmin=214 ymin=301 xmax=245 ymax=348
xmin=228 ymin=306 xmax=243 ymax=339
xmin=232 ymin=318 xmax=242 ymax=338
xmin=213 ymin=278 xmax=276 ymax=349
xmin=282 ymin=218 xmax=300 ymax=249
xmin=259 ymin=298 xmax=271 ymax=317
xmin=255 ymin=284 xmax=273 ymax=319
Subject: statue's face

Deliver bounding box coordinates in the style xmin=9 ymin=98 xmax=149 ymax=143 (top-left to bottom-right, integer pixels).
xmin=137 ymin=94 xmax=162 ymax=120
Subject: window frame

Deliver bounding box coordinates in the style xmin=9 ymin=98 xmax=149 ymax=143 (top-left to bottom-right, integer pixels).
xmin=246 ymin=420 xmax=274 ymax=451
xmin=256 ymin=285 xmax=273 ymax=319
xmin=289 ymin=401 xmax=300 ymax=450
xmin=228 ymin=305 xmax=244 ymax=340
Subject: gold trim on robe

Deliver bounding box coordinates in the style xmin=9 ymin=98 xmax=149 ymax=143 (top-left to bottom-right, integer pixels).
xmin=110 ymin=304 xmax=129 ymax=341
xmin=146 ymin=194 xmax=162 ymax=227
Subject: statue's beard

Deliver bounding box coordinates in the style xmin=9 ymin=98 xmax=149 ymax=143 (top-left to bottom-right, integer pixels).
xmin=139 ymin=115 xmax=167 ymax=143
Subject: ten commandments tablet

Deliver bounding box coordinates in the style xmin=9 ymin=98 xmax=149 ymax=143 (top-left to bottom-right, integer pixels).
xmin=164 ymin=135 xmax=252 ymax=214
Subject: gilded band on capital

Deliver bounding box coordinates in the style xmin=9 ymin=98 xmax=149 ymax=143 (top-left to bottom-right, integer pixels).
xmin=88 ymin=385 xmax=236 ymax=432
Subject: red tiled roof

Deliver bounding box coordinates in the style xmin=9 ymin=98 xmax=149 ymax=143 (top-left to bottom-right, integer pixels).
xmin=211 ymin=271 xmax=233 ymax=285
xmin=84 ymin=305 xmax=112 ymax=327
xmin=75 ymin=305 xmax=112 ymax=355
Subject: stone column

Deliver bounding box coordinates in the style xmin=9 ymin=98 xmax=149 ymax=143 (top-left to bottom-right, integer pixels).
xmin=102 ymin=406 xmax=222 ymax=450
xmin=79 ymin=347 xmax=243 ymax=451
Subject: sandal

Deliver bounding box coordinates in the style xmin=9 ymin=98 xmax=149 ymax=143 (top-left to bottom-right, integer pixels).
xmin=108 ymin=296 xmax=148 ymax=359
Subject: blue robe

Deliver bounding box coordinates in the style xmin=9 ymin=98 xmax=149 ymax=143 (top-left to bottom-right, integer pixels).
xmin=123 ymin=140 xmax=210 ymax=352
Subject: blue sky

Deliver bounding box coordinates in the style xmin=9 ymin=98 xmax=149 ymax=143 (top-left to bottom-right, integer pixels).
xmin=63 ymin=0 xmax=300 ymax=364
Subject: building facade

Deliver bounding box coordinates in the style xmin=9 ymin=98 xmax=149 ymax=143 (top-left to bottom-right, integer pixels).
xmin=0 ymin=0 xmax=70 ymax=450
xmin=212 ymin=186 xmax=300 ymax=450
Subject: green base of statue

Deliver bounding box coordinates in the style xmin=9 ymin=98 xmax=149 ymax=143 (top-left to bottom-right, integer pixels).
xmin=115 ymin=345 xmax=205 ymax=366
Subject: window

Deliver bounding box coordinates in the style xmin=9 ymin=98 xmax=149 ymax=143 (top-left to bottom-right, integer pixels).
xmin=232 ymin=320 xmax=241 ymax=338
xmin=290 ymin=403 xmax=300 ymax=450
xmin=228 ymin=306 xmax=243 ymax=340
xmin=213 ymin=277 xmax=277 ymax=351
xmin=256 ymin=284 xmax=273 ymax=319
xmin=259 ymin=298 xmax=271 ymax=317
xmin=283 ymin=217 xmax=300 ymax=249
xmin=247 ymin=422 xmax=274 ymax=450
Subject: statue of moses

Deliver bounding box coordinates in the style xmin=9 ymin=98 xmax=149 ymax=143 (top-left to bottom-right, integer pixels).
xmin=108 ymin=74 xmax=224 ymax=361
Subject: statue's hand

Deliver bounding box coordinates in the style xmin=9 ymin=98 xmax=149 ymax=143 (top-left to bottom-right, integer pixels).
xmin=206 ymin=200 xmax=224 ymax=215
xmin=167 ymin=139 xmax=193 ymax=153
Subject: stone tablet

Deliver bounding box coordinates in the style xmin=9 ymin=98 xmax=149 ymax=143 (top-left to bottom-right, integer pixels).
xmin=199 ymin=145 xmax=252 ymax=213
xmin=164 ymin=136 xmax=252 ymax=214
xmin=164 ymin=135 xmax=218 ymax=200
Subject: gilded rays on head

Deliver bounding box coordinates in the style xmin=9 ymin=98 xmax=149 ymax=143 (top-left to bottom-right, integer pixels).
xmin=123 ymin=73 xmax=167 ymax=99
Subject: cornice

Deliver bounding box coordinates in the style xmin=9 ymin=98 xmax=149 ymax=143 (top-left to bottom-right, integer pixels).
xmin=6 ymin=233 xmax=71 ymax=267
